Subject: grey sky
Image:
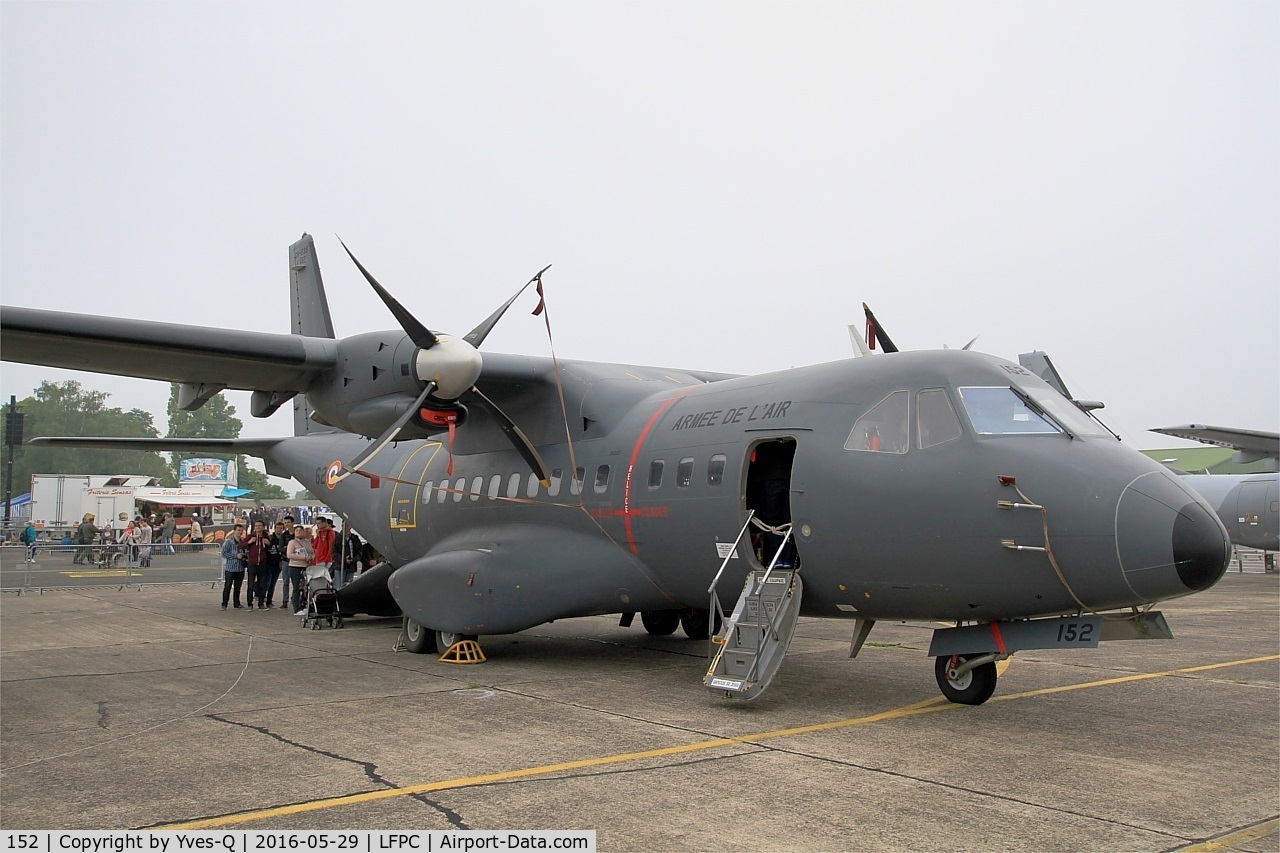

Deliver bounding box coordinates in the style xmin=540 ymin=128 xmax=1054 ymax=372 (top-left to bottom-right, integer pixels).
xmin=2 ymin=1 xmax=1277 ymax=485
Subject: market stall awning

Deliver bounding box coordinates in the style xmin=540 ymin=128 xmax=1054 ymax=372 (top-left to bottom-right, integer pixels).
xmin=131 ymin=489 xmax=237 ymax=507
xmin=148 ymin=496 xmax=236 ymax=507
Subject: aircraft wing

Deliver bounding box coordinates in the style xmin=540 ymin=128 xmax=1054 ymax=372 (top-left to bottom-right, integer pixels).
xmin=1150 ymin=425 xmax=1280 ymax=459
xmin=0 ymin=306 xmax=338 ymax=392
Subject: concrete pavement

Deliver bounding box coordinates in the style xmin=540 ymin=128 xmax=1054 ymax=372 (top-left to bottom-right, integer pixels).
xmin=1 ymin=572 xmax=1276 ymax=850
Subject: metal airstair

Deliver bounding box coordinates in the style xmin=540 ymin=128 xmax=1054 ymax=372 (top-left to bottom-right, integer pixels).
xmin=703 ymin=512 xmax=803 ymax=701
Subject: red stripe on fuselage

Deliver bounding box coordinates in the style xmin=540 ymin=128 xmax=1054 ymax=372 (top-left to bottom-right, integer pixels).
xmin=622 ymin=390 xmax=691 ymax=554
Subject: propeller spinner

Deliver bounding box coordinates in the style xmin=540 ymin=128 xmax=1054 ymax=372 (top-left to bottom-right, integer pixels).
xmin=335 ymin=240 xmax=550 ymax=486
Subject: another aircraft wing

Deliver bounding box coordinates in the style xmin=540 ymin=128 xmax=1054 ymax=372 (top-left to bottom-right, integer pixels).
xmin=0 ymin=306 xmax=338 ymax=392
xmin=1150 ymin=425 xmax=1280 ymax=459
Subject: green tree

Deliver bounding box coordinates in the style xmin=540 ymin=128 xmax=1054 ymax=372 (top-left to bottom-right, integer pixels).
xmin=167 ymin=385 xmax=241 ymax=485
xmin=3 ymin=381 xmax=170 ymax=494
xmin=239 ymin=465 xmax=288 ymax=500
xmin=165 ymin=386 xmax=287 ymax=499
xmin=295 ymin=488 xmax=316 ymax=501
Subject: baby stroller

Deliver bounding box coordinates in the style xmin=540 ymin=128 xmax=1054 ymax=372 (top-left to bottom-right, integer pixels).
xmin=300 ymin=565 xmax=343 ymax=629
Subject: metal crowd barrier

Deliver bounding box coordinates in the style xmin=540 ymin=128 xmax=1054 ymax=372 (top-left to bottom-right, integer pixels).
xmin=0 ymin=539 xmax=228 ymax=593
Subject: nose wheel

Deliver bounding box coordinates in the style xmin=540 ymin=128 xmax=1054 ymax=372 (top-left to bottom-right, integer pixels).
xmin=935 ymin=654 xmax=998 ymax=705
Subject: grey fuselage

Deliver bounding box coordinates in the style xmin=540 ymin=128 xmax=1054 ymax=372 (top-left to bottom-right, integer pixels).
xmin=266 ymin=347 xmax=1230 ymax=638
xmin=1180 ymin=472 xmax=1279 ymax=552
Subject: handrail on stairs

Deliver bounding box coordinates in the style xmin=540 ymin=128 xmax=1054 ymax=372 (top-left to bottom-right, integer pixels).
xmin=706 ymin=517 xmax=798 ymax=687
xmin=707 ymin=510 xmax=756 ymax=596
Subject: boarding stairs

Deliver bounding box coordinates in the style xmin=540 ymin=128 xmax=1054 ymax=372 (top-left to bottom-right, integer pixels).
xmin=703 ymin=512 xmax=803 ymax=701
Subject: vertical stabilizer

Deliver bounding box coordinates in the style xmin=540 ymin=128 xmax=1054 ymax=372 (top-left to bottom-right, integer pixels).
xmin=290 ymin=234 xmax=337 ymax=436
xmin=290 ymin=234 xmax=335 ymax=338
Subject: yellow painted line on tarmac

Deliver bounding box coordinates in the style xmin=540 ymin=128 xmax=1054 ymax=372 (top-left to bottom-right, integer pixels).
xmin=1172 ymin=816 xmax=1280 ymax=851
xmin=989 ymin=654 xmax=1280 ymax=703
xmin=61 ymin=570 xmax=143 ymax=578
xmin=158 ymin=653 xmax=1280 ymax=830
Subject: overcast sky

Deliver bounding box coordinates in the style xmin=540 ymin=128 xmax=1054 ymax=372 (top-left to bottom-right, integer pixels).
xmin=2 ymin=1 xmax=1277 ymax=488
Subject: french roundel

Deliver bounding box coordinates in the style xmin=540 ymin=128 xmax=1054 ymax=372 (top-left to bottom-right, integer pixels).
xmin=325 ymin=460 xmax=344 ymax=490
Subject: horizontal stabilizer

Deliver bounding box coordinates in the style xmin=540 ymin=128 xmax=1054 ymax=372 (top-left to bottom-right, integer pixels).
xmin=27 ymin=436 xmax=286 ymax=455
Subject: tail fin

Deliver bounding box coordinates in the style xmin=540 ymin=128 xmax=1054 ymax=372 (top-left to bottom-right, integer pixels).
xmin=290 ymin=233 xmax=335 ymax=337
xmin=289 ymin=234 xmax=338 ymax=436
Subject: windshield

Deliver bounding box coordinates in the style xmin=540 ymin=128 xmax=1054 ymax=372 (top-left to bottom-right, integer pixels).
xmin=959 ymin=387 xmax=1062 ymax=435
xmin=1027 ymin=390 xmax=1113 ymax=438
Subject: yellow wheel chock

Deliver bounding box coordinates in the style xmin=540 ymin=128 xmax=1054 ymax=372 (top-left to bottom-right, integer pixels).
xmin=438 ymin=639 xmax=486 ymax=664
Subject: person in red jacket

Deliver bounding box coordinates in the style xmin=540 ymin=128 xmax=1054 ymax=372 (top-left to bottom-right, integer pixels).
xmin=311 ymin=516 xmax=336 ymax=573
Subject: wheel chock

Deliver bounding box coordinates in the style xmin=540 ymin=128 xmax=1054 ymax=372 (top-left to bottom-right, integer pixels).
xmin=438 ymin=639 xmax=486 ymax=664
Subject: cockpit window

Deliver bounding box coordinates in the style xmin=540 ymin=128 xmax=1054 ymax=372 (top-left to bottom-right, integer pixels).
xmin=959 ymin=387 xmax=1062 ymax=435
xmin=917 ymin=388 xmax=962 ymax=448
xmin=845 ymin=390 xmax=909 ymax=453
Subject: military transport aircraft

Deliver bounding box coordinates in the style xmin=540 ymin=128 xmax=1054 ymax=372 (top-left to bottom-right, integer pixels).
xmin=0 ymin=235 xmax=1232 ymax=705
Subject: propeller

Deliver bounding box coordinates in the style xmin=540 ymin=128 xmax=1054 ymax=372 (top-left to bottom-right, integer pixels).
xmin=335 ymin=240 xmax=550 ymax=486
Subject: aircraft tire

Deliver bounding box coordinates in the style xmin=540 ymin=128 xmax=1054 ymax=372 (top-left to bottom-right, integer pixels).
xmin=935 ymin=655 xmax=997 ymax=705
xmin=403 ymin=616 xmax=437 ymax=654
xmin=679 ymin=608 xmax=719 ymax=641
xmin=640 ymin=610 xmax=680 ymax=635
xmin=436 ymin=630 xmax=476 ymax=651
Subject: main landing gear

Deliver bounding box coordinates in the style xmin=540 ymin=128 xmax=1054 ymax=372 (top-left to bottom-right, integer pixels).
xmin=639 ymin=608 xmax=718 ymax=641
xmin=401 ymin=616 xmax=481 ymax=660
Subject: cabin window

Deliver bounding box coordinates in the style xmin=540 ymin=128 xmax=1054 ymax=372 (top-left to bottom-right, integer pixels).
xmin=507 ymin=473 xmax=521 ymax=499
xmin=708 ymin=454 xmax=727 ymax=486
xmin=845 ymin=390 xmax=909 ymax=453
xmin=468 ymin=476 xmax=481 ymax=501
xmin=422 ymin=481 xmax=434 ymax=504
xmin=648 ymin=460 xmax=665 ymax=490
xmin=453 ymin=479 xmax=465 ymax=502
xmin=548 ymin=468 xmax=563 ymax=497
xmin=917 ymin=389 xmax=962 ymax=449
xmin=677 ymin=457 xmax=695 ymax=488
xmin=437 ymin=481 xmax=449 ymax=503
xmin=571 ymin=467 xmax=585 ymax=495
xmin=527 ymin=474 xmax=540 ymax=498
xmin=488 ymin=475 xmax=501 ymax=500
xmin=594 ymin=464 xmax=611 ymax=494
xmin=959 ymin=387 xmax=1061 ymax=435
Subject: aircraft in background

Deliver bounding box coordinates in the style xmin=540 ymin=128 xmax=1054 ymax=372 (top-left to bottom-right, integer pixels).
xmin=0 ymin=236 xmax=1232 ymax=705
xmin=1149 ymin=424 xmax=1278 ymax=471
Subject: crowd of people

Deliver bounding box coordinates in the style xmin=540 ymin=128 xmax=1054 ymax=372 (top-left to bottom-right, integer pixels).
xmin=218 ymin=515 xmax=374 ymax=613
xmin=65 ymin=510 xmax=184 ymax=565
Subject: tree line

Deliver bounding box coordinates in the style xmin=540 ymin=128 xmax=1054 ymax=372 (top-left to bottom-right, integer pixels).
xmin=3 ymin=381 xmax=289 ymax=499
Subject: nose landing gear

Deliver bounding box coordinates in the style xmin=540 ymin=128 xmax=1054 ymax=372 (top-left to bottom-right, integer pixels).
xmin=935 ymin=654 xmax=999 ymax=705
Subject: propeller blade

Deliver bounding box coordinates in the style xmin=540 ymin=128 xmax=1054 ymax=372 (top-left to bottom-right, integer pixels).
xmin=338 ymin=238 xmax=439 ymax=350
xmin=342 ymin=381 xmax=438 ymax=477
xmin=861 ymin=302 xmax=899 ymax=354
xmin=465 ymin=385 xmax=550 ymax=485
xmin=464 ymin=264 xmax=552 ymax=348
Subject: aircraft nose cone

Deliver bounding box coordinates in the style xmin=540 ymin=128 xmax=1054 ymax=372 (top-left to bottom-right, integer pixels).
xmin=1171 ymin=499 xmax=1231 ymax=591
xmin=1116 ymin=471 xmax=1230 ymax=599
